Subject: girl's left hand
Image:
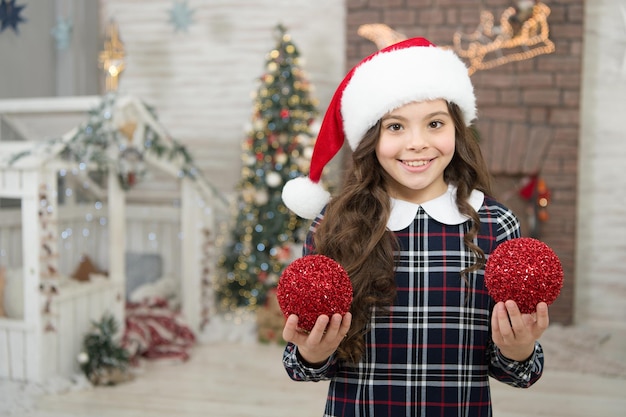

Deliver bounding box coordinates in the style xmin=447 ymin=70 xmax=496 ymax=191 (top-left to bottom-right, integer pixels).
xmin=491 ymin=300 xmax=549 ymax=362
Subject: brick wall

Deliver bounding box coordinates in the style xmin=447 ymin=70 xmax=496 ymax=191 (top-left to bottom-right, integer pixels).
xmin=346 ymin=0 xmax=583 ymax=324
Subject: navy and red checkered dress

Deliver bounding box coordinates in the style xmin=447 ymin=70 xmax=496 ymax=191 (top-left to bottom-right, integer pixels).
xmin=283 ymin=188 xmax=544 ymax=417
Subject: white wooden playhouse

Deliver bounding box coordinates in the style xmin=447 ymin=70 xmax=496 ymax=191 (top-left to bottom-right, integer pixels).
xmin=0 ymin=95 xmax=227 ymax=383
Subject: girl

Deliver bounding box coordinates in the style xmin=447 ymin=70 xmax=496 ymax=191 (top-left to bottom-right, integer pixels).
xmin=281 ymin=37 xmax=549 ymax=417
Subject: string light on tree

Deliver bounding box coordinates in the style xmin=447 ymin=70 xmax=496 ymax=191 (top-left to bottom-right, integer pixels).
xmin=216 ymin=24 xmax=319 ymax=312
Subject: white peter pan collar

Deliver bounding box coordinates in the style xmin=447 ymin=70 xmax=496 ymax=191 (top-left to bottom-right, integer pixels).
xmin=387 ymin=185 xmax=484 ymax=231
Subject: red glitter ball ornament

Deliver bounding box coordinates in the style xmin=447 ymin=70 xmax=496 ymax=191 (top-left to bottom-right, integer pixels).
xmin=484 ymin=237 xmax=564 ymax=314
xmin=276 ymin=254 xmax=353 ymax=332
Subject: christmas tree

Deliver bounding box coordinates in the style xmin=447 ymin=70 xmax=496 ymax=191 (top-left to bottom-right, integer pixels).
xmin=216 ymin=25 xmax=319 ymax=312
xmin=78 ymin=314 xmax=132 ymax=386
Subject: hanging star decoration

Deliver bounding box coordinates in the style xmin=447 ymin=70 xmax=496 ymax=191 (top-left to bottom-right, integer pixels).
xmin=51 ymin=16 xmax=73 ymax=50
xmin=0 ymin=0 xmax=27 ymax=34
xmin=168 ymin=0 xmax=195 ymax=32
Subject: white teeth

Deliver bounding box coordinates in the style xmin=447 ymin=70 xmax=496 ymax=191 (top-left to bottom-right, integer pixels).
xmin=403 ymin=160 xmax=429 ymax=167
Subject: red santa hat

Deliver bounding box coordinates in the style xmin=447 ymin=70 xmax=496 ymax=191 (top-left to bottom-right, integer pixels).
xmin=282 ymin=37 xmax=476 ymax=219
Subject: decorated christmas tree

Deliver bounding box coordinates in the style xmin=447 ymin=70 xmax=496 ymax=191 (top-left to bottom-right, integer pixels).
xmin=216 ymin=25 xmax=319 ymax=312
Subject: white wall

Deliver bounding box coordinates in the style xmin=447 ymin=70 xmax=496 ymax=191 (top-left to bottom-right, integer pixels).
xmin=577 ymin=0 xmax=626 ymax=329
xmin=99 ymin=0 xmax=346 ymax=194
xmin=0 ymin=0 xmax=100 ymax=98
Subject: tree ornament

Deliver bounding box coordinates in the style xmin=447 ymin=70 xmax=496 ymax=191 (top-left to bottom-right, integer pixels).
xmin=265 ymin=171 xmax=282 ymax=188
xmin=277 ymin=255 xmax=353 ymax=332
xmin=253 ymin=189 xmax=269 ymax=205
xmin=275 ymin=245 xmax=291 ymax=262
xmin=484 ymin=237 xmax=563 ymax=314
xmin=275 ymin=152 xmax=287 ymax=165
xmin=0 ymin=0 xmax=26 ymax=34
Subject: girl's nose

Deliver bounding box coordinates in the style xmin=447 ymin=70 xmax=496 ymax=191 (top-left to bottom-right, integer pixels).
xmin=406 ymin=129 xmax=427 ymax=150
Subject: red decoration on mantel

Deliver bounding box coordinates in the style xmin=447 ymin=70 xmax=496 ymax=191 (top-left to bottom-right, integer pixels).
xmin=484 ymin=237 xmax=563 ymax=314
xmin=518 ymin=175 xmax=538 ymax=200
xmin=518 ymin=175 xmax=551 ymax=223
xmin=276 ymin=254 xmax=353 ymax=332
xmin=536 ymin=178 xmax=551 ymax=222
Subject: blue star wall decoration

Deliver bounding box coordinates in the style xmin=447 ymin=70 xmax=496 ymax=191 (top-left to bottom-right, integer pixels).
xmin=168 ymin=0 xmax=195 ymax=32
xmin=51 ymin=17 xmax=73 ymax=50
xmin=0 ymin=0 xmax=26 ymax=34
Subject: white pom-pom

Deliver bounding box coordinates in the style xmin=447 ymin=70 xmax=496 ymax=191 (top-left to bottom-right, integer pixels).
xmin=282 ymin=177 xmax=330 ymax=219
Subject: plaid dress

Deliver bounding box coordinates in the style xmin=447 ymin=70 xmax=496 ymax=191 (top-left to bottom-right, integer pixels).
xmin=283 ymin=188 xmax=544 ymax=417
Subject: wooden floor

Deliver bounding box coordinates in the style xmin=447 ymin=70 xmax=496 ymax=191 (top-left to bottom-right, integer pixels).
xmin=28 ymin=327 xmax=626 ymax=417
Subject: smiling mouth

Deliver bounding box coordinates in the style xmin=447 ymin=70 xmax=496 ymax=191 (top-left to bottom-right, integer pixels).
xmin=401 ymin=159 xmax=431 ymax=167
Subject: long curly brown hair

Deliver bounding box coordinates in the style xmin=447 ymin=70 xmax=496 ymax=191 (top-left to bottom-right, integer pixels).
xmin=313 ymin=102 xmax=493 ymax=363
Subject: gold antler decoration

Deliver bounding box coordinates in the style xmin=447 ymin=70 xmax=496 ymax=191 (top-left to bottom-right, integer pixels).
xmin=357 ymin=23 xmax=407 ymax=50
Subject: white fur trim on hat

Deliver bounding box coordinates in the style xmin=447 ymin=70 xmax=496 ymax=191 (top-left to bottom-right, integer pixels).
xmin=282 ymin=176 xmax=330 ymax=219
xmin=341 ymin=46 xmax=475 ymax=150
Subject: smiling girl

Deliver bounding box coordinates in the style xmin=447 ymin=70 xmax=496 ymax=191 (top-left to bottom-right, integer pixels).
xmin=280 ymin=37 xmax=548 ymax=417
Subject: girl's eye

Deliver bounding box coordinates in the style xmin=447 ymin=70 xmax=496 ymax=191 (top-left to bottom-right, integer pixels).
xmin=386 ymin=123 xmax=403 ymax=131
xmin=429 ymin=120 xmax=443 ymax=129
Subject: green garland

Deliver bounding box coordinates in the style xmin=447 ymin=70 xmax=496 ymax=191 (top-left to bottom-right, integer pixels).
xmin=9 ymin=93 xmax=222 ymax=199
xmin=62 ymin=92 xmax=196 ymax=190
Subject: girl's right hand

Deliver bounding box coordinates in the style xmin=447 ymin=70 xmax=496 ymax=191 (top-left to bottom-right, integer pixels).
xmin=282 ymin=312 xmax=352 ymax=366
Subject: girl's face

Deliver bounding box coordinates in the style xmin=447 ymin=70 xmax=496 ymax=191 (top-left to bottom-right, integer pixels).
xmin=375 ymin=99 xmax=455 ymax=204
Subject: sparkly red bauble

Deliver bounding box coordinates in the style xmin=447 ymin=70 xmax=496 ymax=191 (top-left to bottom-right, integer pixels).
xmin=276 ymin=254 xmax=353 ymax=332
xmin=484 ymin=237 xmax=563 ymax=314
